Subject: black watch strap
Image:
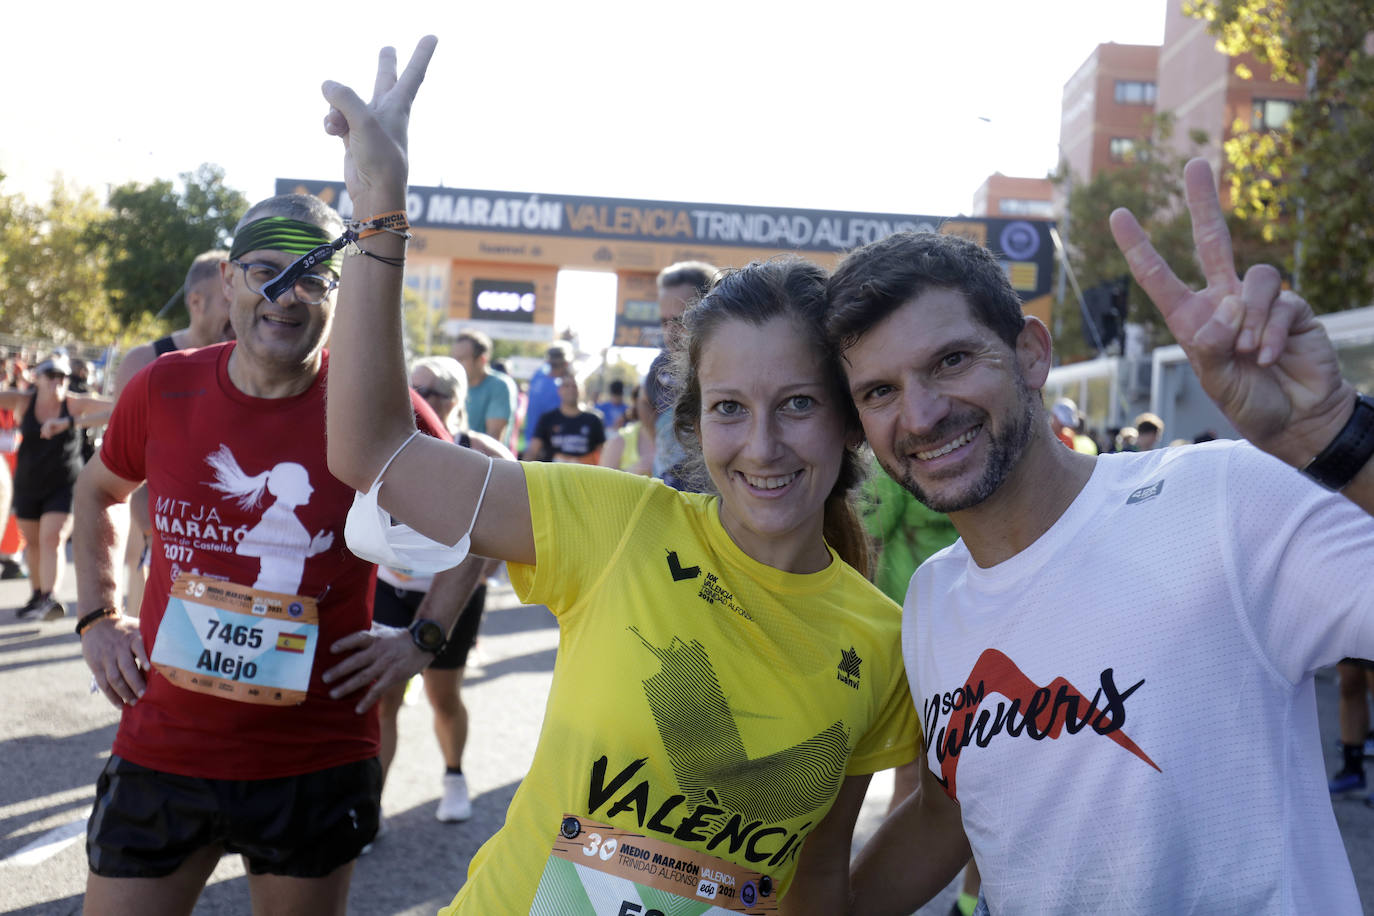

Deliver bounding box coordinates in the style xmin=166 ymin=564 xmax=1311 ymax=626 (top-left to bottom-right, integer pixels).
xmin=409 ymin=618 xmax=446 ymax=653
xmin=1301 ymin=393 xmax=1374 ymax=491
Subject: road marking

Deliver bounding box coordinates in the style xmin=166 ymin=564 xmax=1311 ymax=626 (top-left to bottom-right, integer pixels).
xmin=1 ymin=817 xmax=87 ymax=867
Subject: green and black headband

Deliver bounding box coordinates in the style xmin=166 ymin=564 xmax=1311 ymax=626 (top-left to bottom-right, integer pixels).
xmin=229 ymin=217 xmax=342 ymax=273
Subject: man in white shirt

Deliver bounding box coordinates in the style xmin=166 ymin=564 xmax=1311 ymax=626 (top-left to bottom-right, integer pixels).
xmin=832 ymin=160 xmax=1374 ymax=914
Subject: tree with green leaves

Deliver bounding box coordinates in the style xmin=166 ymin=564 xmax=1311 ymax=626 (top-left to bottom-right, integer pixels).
xmin=1054 ymin=114 xmax=1209 ymax=361
xmin=1185 ymin=0 xmax=1374 ymax=312
xmin=0 ymin=176 xmax=124 ymax=345
xmin=88 ymin=163 xmax=247 ymax=323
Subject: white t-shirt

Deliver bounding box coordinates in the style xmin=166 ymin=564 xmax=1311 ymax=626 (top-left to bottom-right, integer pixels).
xmin=906 ymin=440 xmax=1374 ymax=914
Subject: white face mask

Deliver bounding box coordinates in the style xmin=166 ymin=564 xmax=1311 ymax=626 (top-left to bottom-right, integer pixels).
xmin=344 ymin=430 xmax=493 ymax=575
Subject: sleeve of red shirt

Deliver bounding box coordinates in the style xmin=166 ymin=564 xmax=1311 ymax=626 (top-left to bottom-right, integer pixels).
xmin=410 ymin=388 xmax=453 ymax=443
xmin=100 ymin=361 xmax=153 ymax=483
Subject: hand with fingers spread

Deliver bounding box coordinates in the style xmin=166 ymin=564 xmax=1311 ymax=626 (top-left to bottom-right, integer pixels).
xmin=1109 ymin=157 xmax=1356 ymax=469
xmin=81 ymin=615 xmax=148 ymax=708
xmin=322 ymin=622 xmax=432 ymax=714
xmin=322 ymin=36 xmax=437 ymax=210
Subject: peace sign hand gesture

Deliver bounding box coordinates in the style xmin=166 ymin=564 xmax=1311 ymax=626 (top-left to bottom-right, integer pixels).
xmin=1108 ymin=158 xmax=1356 ymax=469
xmin=321 ymin=36 xmax=437 ymax=212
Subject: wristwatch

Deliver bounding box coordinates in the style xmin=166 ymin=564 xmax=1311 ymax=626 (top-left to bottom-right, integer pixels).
xmin=408 ymin=619 xmax=446 ymax=654
xmin=1302 ymin=393 xmax=1374 ymax=490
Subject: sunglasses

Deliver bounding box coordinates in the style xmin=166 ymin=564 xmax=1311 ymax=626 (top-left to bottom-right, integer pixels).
xmin=42 ymin=369 xmax=67 ymax=381
xmin=412 ymin=385 xmax=450 ymax=400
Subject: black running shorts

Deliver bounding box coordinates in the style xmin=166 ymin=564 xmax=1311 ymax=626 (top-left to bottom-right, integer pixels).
xmin=371 ymin=581 xmax=486 ymax=671
xmin=86 ymin=755 xmax=381 ymax=878
xmin=12 ymin=483 xmax=73 ymax=520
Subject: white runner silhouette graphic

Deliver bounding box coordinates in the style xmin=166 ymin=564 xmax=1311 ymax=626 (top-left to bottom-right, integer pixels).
xmin=205 ymin=445 xmax=334 ymax=593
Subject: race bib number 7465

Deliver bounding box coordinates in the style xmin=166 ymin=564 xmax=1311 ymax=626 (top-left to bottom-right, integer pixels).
xmin=150 ymin=573 xmax=319 ymax=706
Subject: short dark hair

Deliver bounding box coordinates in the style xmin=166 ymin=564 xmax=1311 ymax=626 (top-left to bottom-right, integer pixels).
xmin=669 ymin=256 xmax=870 ymax=575
xmin=826 ymin=231 xmax=1025 ymax=352
xmin=456 ymin=329 xmax=492 ymax=358
xmin=234 ymin=194 xmax=343 ymax=236
xmin=185 ymin=250 xmax=228 ymax=292
xmin=607 ymin=378 xmax=625 ymax=397
xmin=657 ymin=261 xmax=717 ymax=300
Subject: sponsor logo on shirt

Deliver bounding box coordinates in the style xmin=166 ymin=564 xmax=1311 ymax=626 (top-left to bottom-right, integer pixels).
xmin=836 ymin=647 xmax=861 ymax=689
xmin=665 ymin=549 xmax=700 ymax=582
xmin=1126 ymin=479 xmax=1165 ymax=504
xmin=921 ymin=648 xmax=1159 ymax=799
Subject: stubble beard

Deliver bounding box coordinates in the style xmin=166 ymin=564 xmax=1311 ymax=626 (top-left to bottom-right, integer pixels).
xmin=882 ymin=373 xmax=1038 ymax=514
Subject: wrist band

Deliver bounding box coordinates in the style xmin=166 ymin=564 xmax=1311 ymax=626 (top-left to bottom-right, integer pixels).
xmin=344 ymin=238 xmax=406 ymax=268
xmin=76 ymin=606 xmax=120 ymax=637
xmin=347 ymin=211 xmax=412 ymax=240
xmin=1301 ymin=393 xmax=1374 ymax=490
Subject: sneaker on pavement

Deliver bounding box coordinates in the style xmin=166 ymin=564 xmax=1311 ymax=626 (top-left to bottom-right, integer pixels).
xmin=437 ymin=772 xmax=472 ymax=822
xmin=360 ymin=817 xmax=388 ymax=856
xmin=1330 ymin=769 xmax=1366 ymax=796
xmin=0 ymin=557 xmax=24 ymax=580
xmin=40 ymin=598 xmax=65 ymax=621
xmin=15 ymin=594 xmax=46 ymax=620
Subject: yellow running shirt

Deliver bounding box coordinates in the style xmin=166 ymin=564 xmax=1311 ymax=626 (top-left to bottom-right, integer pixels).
xmin=441 ymin=463 xmax=919 ymax=914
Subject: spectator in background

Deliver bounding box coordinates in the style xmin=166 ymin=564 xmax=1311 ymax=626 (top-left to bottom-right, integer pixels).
xmin=372 ymin=355 xmax=514 ymax=826
xmin=1134 ymin=411 xmax=1165 ymax=450
xmin=594 ymin=377 xmax=629 ymax=430
xmin=598 ymin=384 xmax=644 ymax=473
xmin=0 ymin=367 xmax=23 ymax=580
xmin=526 ymin=373 xmax=605 ymax=464
xmin=68 ymin=359 xmax=91 ymax=394
xmin=452 ymin=329 xmax=516 ymax=443
xmin=1 ymin=351 xmax=110 ymax=619
xmin=521 ymin=341 xmax=571 ymax=452
xmin=639 ymin=261 xmax=716 ymax=488
xmin=1328 ymin=660 xmax=1374 ymax=799
xmin=109 ymin=249 xmax=235 ymax=619
xmin=1050 ymin=397 xmax=1098 ymax=455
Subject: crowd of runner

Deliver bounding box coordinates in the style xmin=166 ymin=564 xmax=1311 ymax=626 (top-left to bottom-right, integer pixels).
xmin=7 ymin=35 xmax=1374 ymax=916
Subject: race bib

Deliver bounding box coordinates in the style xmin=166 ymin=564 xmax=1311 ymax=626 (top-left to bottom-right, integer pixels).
xmin=531 ymin=814 xmax=779 ymax=915
xmin=150 ymin=573 xmax=319 ymax=706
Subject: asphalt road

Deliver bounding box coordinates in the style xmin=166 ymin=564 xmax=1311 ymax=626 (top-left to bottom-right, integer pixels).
xmin=2 ymin=574 xmax=1371 ymax=915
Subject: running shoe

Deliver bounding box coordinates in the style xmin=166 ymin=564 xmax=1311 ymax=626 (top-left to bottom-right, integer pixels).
xmin=1330 ymin=769 xmax=1366 ymax=797
xmin=15 ymin=594 xmax=45 ymax=620
xmin=0 ymin=557 xmax=24 ymax=580
xmin=40 ymin=598 xmax=65 ymax=621
xmin=437 ymin=772 xmax=472 ymax=822
xmin=360 ymin=817 xmax=388 ymax=856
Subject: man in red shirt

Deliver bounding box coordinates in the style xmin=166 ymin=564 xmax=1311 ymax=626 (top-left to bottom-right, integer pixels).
xmin=73 ymin=194 xmax=453 ymax=915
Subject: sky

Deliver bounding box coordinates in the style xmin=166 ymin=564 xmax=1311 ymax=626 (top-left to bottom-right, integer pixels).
xmin=3 ymin=0 xmax=1168 ymax=356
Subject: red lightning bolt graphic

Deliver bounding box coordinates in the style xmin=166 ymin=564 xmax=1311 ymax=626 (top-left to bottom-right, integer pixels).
xmin=935 ymin=648 xmax=1160 ymax=798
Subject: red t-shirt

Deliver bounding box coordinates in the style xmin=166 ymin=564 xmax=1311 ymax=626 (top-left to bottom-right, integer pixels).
xmin=102 ymin=343 xmax=448 ymax=779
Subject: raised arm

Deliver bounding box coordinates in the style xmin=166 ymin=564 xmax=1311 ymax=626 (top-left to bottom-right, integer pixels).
xmin=0 ymin=389 xmax=30 ymax=415
xmin=1110 ymin=158 xmax=1373 ymax=513
xmin=321 ymin=38 xmax=534 ymax=564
